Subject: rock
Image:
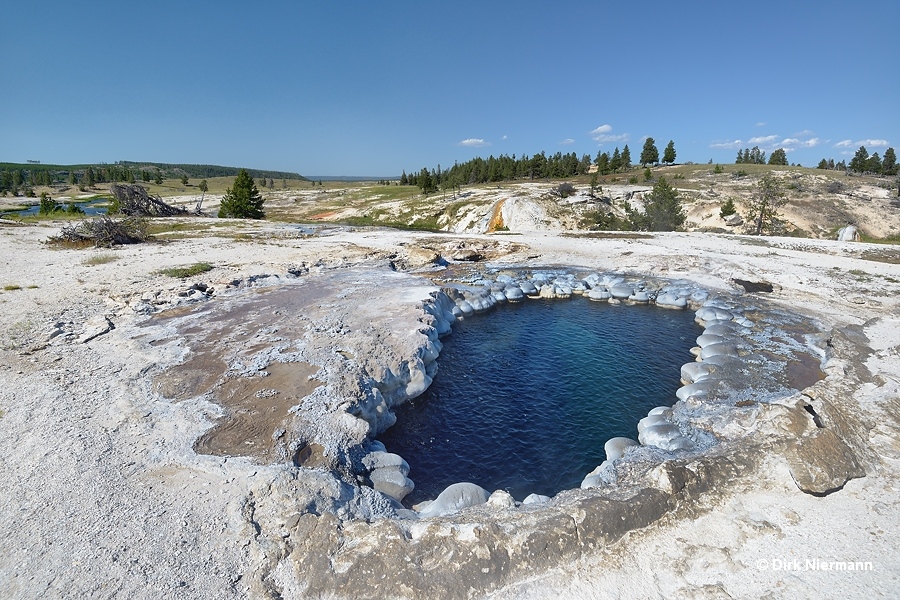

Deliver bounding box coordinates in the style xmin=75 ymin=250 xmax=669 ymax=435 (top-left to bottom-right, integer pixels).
xmin=676 ymin=381 xmax=714 ymax=401
xmin=696 ymin=334 xmax=726 ymax=348
xmin=647 ymin=406 xmax=673 ymax=417
xmin=604 ymin=437 xmax=639 ymax=461
xmin=609 ymin=284 xmax=633 ymax=299
xmin=587 ymin=287 xmax=611 ymax=301
xmin=404 ymin=246 xmax=440 ymax=267
xmin=655 ymin=292 xmax=687 ymax=309
xmin=680 ymin=362 xmax=716 ymax=384
xmin=370 ymin=468 xmax=415 ymax=503
xmin=416 ymin=482 xmax=491 ymax=518
xmin=695 ymin=306 xmax=733 ymax=323
xmin=519 ymin=281 xmax=538 ymax=296
xmin=639 ymin=423 xmax=691 ymax=451
xmin=487 ymin=490 xmax=516 ymax=509
xmin=637 ymin=414 xmax=668 ymax=433
xmin=724 ymin=213 xmax=743 ymax=226
xmin=504 ymin=286 xmax=524 ymax=302
xmin=361 ymin=451 xmax=410 ymax=475
xmin=78 ymin=315 xmax=114 ymax=343
xmin=449 ymin=248 xmax=482 ymax=261
xmin=627 ymin=290 xmax=650 ymax=304
xmin=699 ymin=342 xmax=741 ymax=360
xmin=732 ymin=279 xmax=774 ymax=293
xmin=580 ymin=461 xmax=612 ymax=488
xmin=522 ymin=493 xmax=551 ymax=505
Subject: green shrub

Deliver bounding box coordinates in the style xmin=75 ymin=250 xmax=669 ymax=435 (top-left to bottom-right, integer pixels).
xmin=720 ymin=197 xmax=737 ymax=219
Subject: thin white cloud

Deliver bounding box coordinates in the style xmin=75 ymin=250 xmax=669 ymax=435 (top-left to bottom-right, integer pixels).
xmin=800 ymin=138 xmax=822 ymax=148
xmin=501 ymin=135 xmax=508 ymax=141
xmin=834 ymin=140 xmax=853 ymax=148
xmin=458 ymin=138 xmax=490 ymax=147
xmin=560 ymin=138 xmax=575 ymax=145
xmin=590 ymin=124 xmax=629 ymax=144
xmin=710 ymin=140 xmax=743 ymax=149
xmin=749 ymin=135 xmax=779 ymax=144
xmin=781 ymin=138 xmax=800 ymax=146
xmin=793 ymin=130 xmax=815 ymax=137
xmin=593 ymin=133 xmax=629 ymax=144
xmin=857 ymin=138 xmax=889 ymax=147
xmin=755 ymin=122 xmax=767 ymax=127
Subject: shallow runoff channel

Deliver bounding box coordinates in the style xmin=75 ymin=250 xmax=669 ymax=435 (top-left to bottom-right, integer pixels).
xmin=379 ymin=297 xmax=700 ymax=505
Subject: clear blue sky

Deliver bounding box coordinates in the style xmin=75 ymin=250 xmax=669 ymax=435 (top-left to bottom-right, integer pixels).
xmin=2 ymin=0 xmax=897 ymax=176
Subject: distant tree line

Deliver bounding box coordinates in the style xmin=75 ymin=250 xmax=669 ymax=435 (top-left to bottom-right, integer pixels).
xmin=0 ymin=161 xmax=308 ymax=196
xmin=399 ymin=139 xmax=678 ymax=195
xmin=118 ymin=161 xmax=307 ymax=182
xmin=816 ymin=146 xmax=897 ymax=175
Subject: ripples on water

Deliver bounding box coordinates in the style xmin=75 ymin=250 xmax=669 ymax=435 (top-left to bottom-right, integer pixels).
xmin=379 ymin=298 xmax=699 ymax=504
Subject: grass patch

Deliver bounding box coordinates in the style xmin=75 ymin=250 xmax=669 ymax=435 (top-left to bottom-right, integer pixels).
xmin=858 ymin=250 xmax=900 ymax=265
xmin=82 ymin=254 xmax=119 ymax=266
xmin=739 ymin=237 xmax=773 ymax=247
xmin=3 ymin=284 xmax=22 ymax=291
xmin=157 ymin=262 xmax=214 ymax=278
xmin=339 ymin=214 xmax=443 ymax=232
xmin=859 ymin=232 xmax=900 ymax=245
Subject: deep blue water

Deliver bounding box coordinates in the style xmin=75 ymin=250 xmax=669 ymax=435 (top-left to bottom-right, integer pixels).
xmin=379 ymin=298 xmax=699 ymax=504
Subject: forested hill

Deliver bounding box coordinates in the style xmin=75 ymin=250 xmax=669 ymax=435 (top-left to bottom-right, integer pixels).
xmin=117 ymin=162 xmax=307 ymax=181
xmin=0 ymin=161 xmax=307 ymax=185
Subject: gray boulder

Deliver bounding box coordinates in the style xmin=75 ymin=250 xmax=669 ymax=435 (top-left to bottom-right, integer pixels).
xmin=416 ymin=482 xmax=491 ymax=518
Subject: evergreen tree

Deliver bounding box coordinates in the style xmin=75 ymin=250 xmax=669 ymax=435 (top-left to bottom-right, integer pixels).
xmin=418 ymin=167 xmax=436 ymax=194
xmin=181 ymin=174 xmax=189 ymax=185
xmin=849 ymin=146 xmax=869 ymax=172
xmin=635 ymin=177 xmax=685 ymax=231
xmin=400 ymin=170 xmax=408 ymax=185
xmin=596 ymin=152 xmax=610 ymax=175
xmin=639 ymin=137 xmax=659 ymax=166
xmin=883 ymin=147 xmax=897 ymax=175
xmin=218 ymin=169 xmax=265 ymax=219
xmin=662 ymin=140 xmax=676 ymax=165
xmin=719 ymin=197 xmax=737 ymax=219
xmin=748 ymin=174 xmax=786 ymax=235
xmin=768 ymin=148 xmax=788 ymax=165
xmin=866 ymin=153 xmax=882 ymax=174
xmin=816 ymin=158 xmax=829 ymax=169
xmin=621 ymin=145 xmax=632 ymax=171
xmin=610 ymin=147 xmax=621 ymax=172
xmin=154 ymin=169 xmax=163 ymax=185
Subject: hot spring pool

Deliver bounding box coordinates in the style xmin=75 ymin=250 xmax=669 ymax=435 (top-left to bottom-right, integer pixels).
xmin=378 ymin=298 xmax=700 ymax=504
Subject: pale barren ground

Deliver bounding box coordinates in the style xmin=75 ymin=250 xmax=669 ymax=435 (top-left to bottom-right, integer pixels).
xmin=1 ymin=175 xmax=899 ymax=598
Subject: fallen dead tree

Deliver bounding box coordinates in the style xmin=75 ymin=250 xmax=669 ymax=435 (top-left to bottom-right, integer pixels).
xmin=48 ymin=216 xmax=149 ymax=248
xmin=110 ymin=184 xmax=186 ymax=217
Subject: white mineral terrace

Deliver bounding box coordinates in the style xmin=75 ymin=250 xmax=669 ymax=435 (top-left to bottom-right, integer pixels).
xmin=0 ymin=223 xmax=897 ymax=599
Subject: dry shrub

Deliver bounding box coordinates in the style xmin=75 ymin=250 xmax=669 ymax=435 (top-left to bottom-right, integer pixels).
xmin=48 ymin=216 xmax=149 ymax=248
